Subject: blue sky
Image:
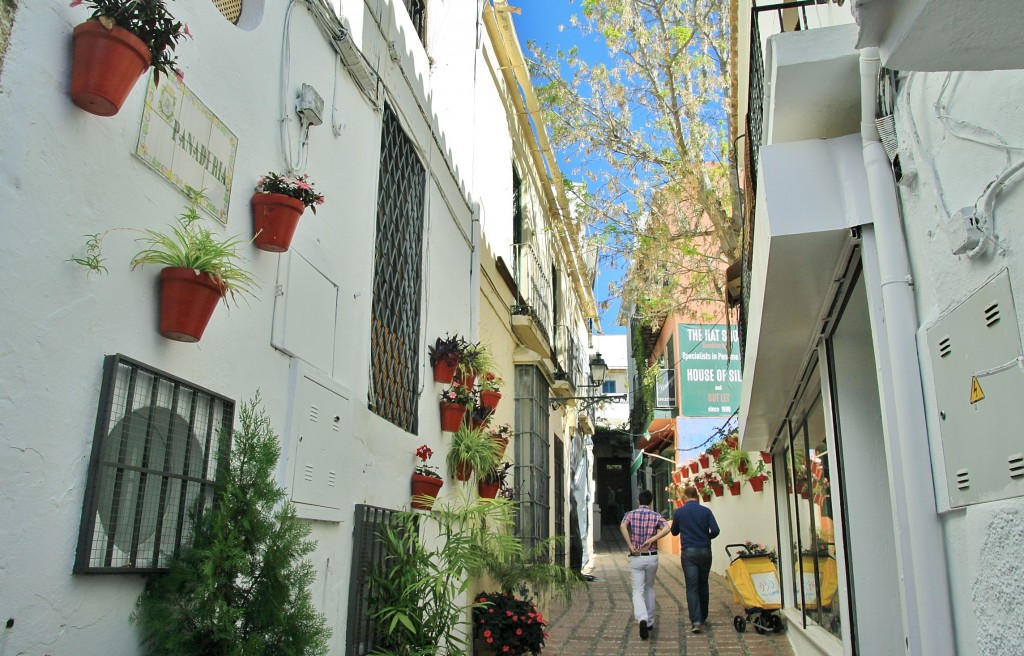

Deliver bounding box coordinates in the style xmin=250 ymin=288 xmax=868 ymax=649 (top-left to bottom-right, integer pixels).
xmin=511 ymin=1 xmax=629 ymax=335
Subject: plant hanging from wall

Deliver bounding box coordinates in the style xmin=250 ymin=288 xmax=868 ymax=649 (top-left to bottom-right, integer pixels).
xmin=250 ymin=171 xmax=327 ymax=252
xmin=69 ymin=0 xmax=190 ymax=115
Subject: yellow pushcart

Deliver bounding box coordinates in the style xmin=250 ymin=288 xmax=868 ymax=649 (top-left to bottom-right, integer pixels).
xmin=724 ymin=544 xmax=785 ymax=634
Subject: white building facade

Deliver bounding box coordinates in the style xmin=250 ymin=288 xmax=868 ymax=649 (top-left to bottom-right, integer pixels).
xmin=736 ymin=1 xmax=1024 ymax=655
xmin=0 ymin=0 xmax=596 ymax=654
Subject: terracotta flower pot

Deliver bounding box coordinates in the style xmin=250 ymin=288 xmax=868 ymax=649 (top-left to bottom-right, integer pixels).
xmin=701 ymin=493 xmax=712 ymax=503
xmin=711 ymin=447 xmax=722 ymax=460
xmin=411 ymin=474 xmax=443 ymax=510
xmin=672 ymin=469 xmax=683 ymax=484
xmin=689 ymin=462 xmax=699 ymax=474
xmin=728 ymin=482 xmax=741 ymax=496
xmin=478 ymin=479 xmax=500 ymax=499
xmin=433 ymin=357 xmax=458 ymax=384
xmin=158 ymin=267 xmax=225 ymax=342
xmin=673 ymin=499 xmax=684 ymax=508
xmin=698 ymin=454 xmax=709 ymax=469
xmin=492 ymin=436 xmax=509 ymax=456
xmin=455 ymin=461 xmax=473 ymax=482
xmin=71 ymin=21 xmax=152 ymax=116
xmin=439 ymin=403 xmax=467 ymax=432
xmin=760 ymin=451 xmax=772 ymax=463
xmin=252 ymin=193 xmax=306 ymax=252
xmin=749 ymin=475 xmax=767 ymax=492
xmin=711 ymin=483 xmax=724 ymax=497
xmin=738 ymin=460 xmax=749 ymax=475
xmin=480 ymin=390 xmax=501 ymax=410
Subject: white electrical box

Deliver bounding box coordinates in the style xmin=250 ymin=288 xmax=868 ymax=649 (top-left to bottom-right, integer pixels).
xmin=926 ymin=270 xmax=1024 ymax=507
xmin=297 ymin=83 xmax=324 ymax=126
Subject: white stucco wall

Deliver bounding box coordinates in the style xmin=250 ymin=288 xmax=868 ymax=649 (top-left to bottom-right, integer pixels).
xmin=896 ymin=69 xmax=1024 ymax=656
xmin=0 ymin=0 xmax=490 ymax=653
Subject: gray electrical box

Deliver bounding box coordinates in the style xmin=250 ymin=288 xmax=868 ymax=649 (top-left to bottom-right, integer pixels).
xmin=927 ymin=269 xmax=1024 ymax=507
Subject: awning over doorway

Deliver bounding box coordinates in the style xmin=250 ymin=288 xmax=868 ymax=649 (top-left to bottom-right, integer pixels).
xmin=638 ymin=418 xmax=676 ymax=454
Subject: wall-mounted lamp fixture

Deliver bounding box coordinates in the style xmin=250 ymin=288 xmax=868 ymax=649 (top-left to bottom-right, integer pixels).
xmin=550 ymin=352 xmax=627 ymax=412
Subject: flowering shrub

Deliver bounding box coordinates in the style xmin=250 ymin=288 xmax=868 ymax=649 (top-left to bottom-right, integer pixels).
xmin=414 ymin=444 xmax=440 ymax=478
xmin=440 ymin=382 xmax=474 ymax=406
xmin=738 ymin=541 xmax=778 ymax=565
xmin=255 ymin=172 xmax=326 ymax=212
xmin=473 ymin=591 xmax=547 ymax=655
xmin=488 ymin=424 xmax=513 ymax=441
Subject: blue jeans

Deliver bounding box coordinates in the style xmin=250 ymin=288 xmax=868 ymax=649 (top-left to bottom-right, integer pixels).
xmin=681 ymin=547 xmax=712 ymax=625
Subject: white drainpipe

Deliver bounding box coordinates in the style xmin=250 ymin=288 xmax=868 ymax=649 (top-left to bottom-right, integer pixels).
xmin=859 ymin=47 xmax=955 ymax=655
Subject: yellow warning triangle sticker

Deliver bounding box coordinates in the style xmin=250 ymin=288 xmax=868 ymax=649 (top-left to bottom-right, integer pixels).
xmin=970 ymin=376 xmax=985 ymax=404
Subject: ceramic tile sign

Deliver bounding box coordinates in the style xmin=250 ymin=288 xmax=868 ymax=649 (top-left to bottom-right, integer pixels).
xmin=136 ymin=73 xmax=238 ymax=224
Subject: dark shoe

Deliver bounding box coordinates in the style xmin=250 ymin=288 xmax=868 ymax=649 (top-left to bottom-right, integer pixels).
xmin=691 ymin=623 xmax=703 ymax=634
xmin=639 ymin=620 xmax=649 ymax=640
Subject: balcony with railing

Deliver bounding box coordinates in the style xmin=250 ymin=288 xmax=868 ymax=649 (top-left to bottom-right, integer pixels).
xmin=553 ymin=324 xmax=587 ymax=393
xmin=511 ymin=242 xmax=554 ymax=355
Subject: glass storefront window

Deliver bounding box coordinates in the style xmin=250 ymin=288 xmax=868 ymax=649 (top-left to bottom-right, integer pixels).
xmin=783 ymin=380 xmax=844 ymax=638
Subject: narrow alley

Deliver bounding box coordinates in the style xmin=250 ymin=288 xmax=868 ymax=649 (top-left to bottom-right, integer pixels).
xmin=543 ymin=533 xmax=794 ymax=656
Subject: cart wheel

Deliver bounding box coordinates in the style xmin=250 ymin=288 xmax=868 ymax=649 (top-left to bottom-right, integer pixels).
xmin=734 ymin=615 xmax=746 ymax=632
xmin=754 ymin=613 xmax=768 ymax=634
xmin=769 ymin=614 xmax=784 ymax=632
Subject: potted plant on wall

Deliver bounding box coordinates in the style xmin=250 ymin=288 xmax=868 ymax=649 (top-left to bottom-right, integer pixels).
xmin=458 ymin=342 xmax=494 ymax=388
xmin=478 ymin=462 xmax=512 ymax=500
xmin=446 ymin=424 xmax=501 ymax=482
xmin=487 ymin=423 xmax=512 ymax=456
xmin=69 ymin=0 xmax=188 ymax=116
xmin=439 ymin=382 xmax=473 ymax=432
xmin=429 ymin=333 xmax=467 ymax=384
xmin=479 ymin=372 xmax=503 ymax=410
xmin=251 ymin=171 xmax=326 ymax=252
xmin=130 ymin=188 xmax=257 ymax=341
xmin=411 ymin=444 xmax=443 ymax=510
xmin=746 ymin=461 xmax=771 ymax=492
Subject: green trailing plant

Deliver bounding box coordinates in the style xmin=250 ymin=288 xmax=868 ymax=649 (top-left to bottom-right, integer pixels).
xmin=459 ymin=342 xmax=496 ymax=379
xmin=714 ymin=445 xmax=751 ymax=479
xmin=70 ymin=0 xmax=189 ymax=82
xmin=70 ymin=187 xmax=258 ymax=305
xmin=131 ymin=393 xmax=331 ymax=655
xmin=446 ymin=424 xmax=502 ymax=481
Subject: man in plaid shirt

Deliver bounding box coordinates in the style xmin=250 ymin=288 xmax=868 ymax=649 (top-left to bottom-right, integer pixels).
xmin=619 ymin=489 xmax=667 ymax=640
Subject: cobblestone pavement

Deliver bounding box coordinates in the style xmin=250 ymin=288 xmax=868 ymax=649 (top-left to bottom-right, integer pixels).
xmin=542 ymin=531 xmax=795 ymax=656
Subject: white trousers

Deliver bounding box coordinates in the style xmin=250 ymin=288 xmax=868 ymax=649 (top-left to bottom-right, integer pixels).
xmin=628 ymin=554 xmax=659 ymax=624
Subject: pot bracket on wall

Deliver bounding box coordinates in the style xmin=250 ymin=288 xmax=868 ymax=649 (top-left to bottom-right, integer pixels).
xmin=926 ymin=269 xmax=1024 ymax=507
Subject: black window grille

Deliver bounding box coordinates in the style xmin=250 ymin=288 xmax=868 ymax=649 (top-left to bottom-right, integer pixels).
xmin=512 ymin=168 xmax=523 ymax=277
xmin=514 ymin=365 xmax=550 ymax=553
xmin=346 ymin=504 xmax=406 ymax=656
xmin=74 ymin=354 xmax=233 ymax=574
xmin=554 ymin=436 xmax=565 ymax=565
xmin=370 ymin=104 xmax=426 ymax=434
xmin=402 ymin=0 xmax=427 ymax=44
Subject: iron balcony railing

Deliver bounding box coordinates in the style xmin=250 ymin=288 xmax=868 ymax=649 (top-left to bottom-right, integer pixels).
xmin=512 ymin=242 xmax=554 ymax=348
xmin=742 ymin=0 xmax=829 ymax=363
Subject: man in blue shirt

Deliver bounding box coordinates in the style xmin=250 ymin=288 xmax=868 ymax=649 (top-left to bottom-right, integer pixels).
xmin=643 ymin=486 xmax=720 ymax=633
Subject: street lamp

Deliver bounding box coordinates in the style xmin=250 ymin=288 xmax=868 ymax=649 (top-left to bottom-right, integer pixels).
xmin=550 ymin=352 xmax=627 ymax=411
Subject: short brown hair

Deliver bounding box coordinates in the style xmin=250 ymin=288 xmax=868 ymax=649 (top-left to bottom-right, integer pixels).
xmin=684 ymin=486 xmax=699 ymax=500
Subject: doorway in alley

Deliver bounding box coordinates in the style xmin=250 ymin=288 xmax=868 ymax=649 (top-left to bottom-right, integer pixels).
xmin=595 ymin=458 xmax=630 ymax=525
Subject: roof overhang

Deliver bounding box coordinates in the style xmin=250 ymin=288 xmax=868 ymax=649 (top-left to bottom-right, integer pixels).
xmin=852 ymin=0 xmax=1024 ymax=71
xmin=639 ymin=417 xmax=676 ymax=454
xmin=739 ymin=134 xmax=872 ymax=450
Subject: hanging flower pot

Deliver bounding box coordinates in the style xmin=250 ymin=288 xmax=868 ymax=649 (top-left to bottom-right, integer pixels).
xmin=710 ymin=482 xmax=724 ymax=497
xmin=433 ymin=357 xmax=459 ymax=384
xmin=738 ymin=459 xmax=749 ymax=475
xmin=478 ymin=479 xmax=500 ymax=499
xmin=749 ymin=475 xmax=767 ymax=492
xmin=251 ymin=193 xmax=306 ymax=252
xmin=760 ymin=451 xmax=772 ymax=463
xmin=711 ymin=447 xmax=722 ymax=460
xmin=492 ymin=436 xmax=509 ymax=456
xmin=158 ymin=267 xmax=225 ymax=342
xmin=455 ymin=460 xmax=473 ymax=482
xmin=480 ymin=390 xmax=502 ymax=410
xmin=439 ymin=403 xmax=467 ymax=432
xmin=411 ymin=474 xmax=443 ymax=510
xmin=701 ymin=493 xmax=712 ymax=503
xmin=728 ymin=482 xmax=741 ymax=496
xmin=71 ymin=21 xmax=152 ymax=116
xmin=673 ymin=499 xmax=685 ymax=508
xmin=689 ymin=461 xmax=699 ymax=474
xmin=698 ymin=454 xmax=710 ymax=469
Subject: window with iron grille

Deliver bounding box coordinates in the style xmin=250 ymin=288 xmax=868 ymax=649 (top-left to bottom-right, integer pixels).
xmin=210 ymin=0 xmax=243 ymax=23
xmin=74 ymin=354 xmax=233 ymax=574
xmin=346 ymin=504 xmax=406 ymax=656
xmin=512 ymin=167 xmax=523 ymax=277
xmin=369 ymin=103 xmax=426 ymax=434
xmin=401 ymin=0 xmax=427 ymax=45
xmin=514 ymin=365 xmax=550 ymax=553
xmin=554 ymin=436 xmax=565 ymax=565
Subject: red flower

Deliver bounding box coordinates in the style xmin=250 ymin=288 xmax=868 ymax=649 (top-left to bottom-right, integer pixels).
xmin=484 ymin=630 xmax=492 ymax=637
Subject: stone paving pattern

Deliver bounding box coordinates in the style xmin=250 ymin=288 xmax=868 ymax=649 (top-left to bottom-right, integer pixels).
xmin=542 ymin=532 xmax=795 ymax=656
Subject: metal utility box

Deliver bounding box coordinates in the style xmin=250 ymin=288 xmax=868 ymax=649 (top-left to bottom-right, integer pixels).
xmin=926 ymin=270 xmax=1024 ymax=507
